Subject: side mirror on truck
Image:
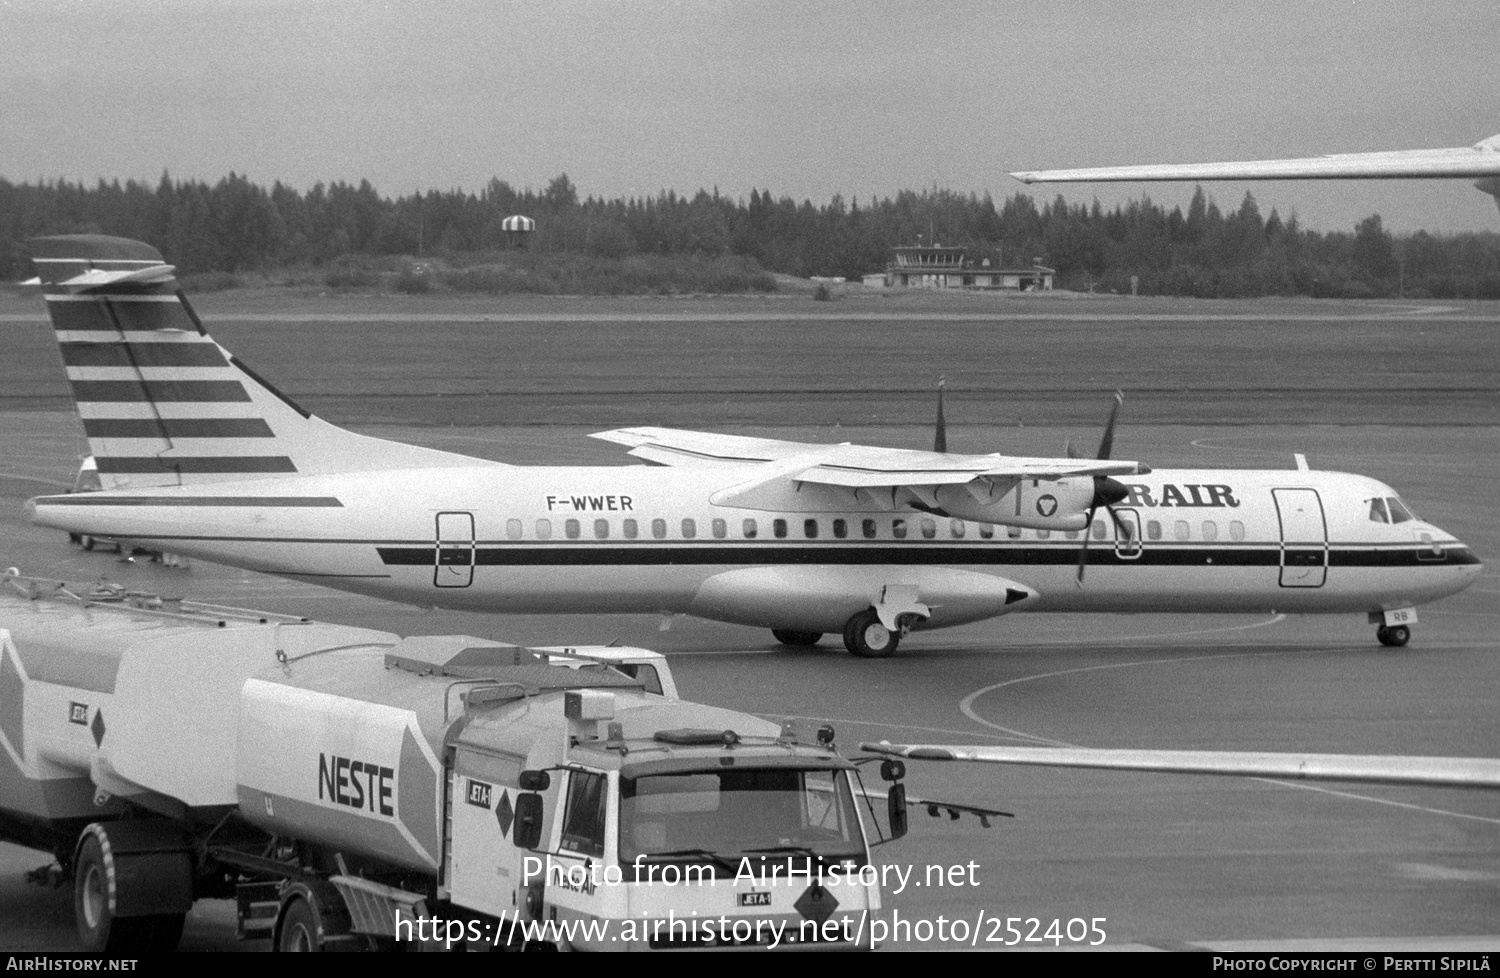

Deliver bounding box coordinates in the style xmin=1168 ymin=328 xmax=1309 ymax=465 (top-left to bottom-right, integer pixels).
xmin=514 ymin=793 xmax=544 ymax=850
xmin=887 ymin=783 xmax=908 ymax=841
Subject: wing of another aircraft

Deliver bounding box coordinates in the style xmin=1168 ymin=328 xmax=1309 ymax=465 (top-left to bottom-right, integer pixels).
xmin=1011 ymin=133 xmax=1500 ymax=185
xmin=862 ymin=742 xmax=1500 ymax=790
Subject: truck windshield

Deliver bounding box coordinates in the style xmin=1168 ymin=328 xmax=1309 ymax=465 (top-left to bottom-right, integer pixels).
xmin=619 ymin=768 xmax=864 ymax=877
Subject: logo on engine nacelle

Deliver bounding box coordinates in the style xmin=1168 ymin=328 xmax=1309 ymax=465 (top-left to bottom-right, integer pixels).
xmin=1036 ymin=494 xmax=1058 ymax=517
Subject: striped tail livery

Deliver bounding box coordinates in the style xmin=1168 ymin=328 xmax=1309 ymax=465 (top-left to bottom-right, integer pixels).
xmin=27 ymin=234 xmax=479 ymax=489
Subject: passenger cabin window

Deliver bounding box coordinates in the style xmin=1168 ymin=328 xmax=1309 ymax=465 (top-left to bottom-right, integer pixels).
xmin=1090 ymin=520 xmax=1107 ymax=541
xmin=920 ymin=518 xmax=936 ymax=539
xmin=892 ymin=518 xmax=907 ymax=540
xmin=742 ymin=518 xmax=758 ymax=539
xmin=652 ymin=518 xmax=667 ymax=540
xmin=1037 ymin=529 xmax=1050 ymax=540
xmin=711 ymin=518 xmax=727 ymax=539
xmin=862 ymin=519 xmax=878 ymax=539
xmin=565 ymin=519 xmax=580 ymax=540
xmin=774 ymin=519 xmax=788 ymax=539
xmin=535 ymin=519 xmax=552 ymax=540
xmin=1007 ymin=524 xmax=1022 ymax=539
xmin=804 ymin=519 xmax=818 ymax=539
xmin=1146 ymin=520 xmax=1162 ymax=541
xmin=559 ymin=770 xmax=607 ymax=858
xmin=978 ymin=524 xmax=994 ymax=540
xmin=681 ymin=519 xmax=696 ymax=539
xmin=1174 ymin=520 xmax=1190 ymax=541
xmin=1063 ymin=530 xmax=1078 ymax=541
xmin=506 ymin=518 xmax=523 ymax=540
xmin=624 ymin=518 xmax=639 ymax=539
xmin=1229 ymin=520 xmax=1246 ymax=542
xmin=1368 ymin=498 xmax=1390 ymax=524
xmin=1201 ymin=520 xmax=1218 ymax=542
xmin=833 ymin=518 xmax=847 ymax=539
xmin=594 ymin=519 xmax=609 ymax=539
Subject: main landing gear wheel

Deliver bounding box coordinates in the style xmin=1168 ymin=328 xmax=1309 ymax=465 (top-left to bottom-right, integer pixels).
xmin=771 ymin=630 xmax=822 ymax=647
xmin=843 ymin=610 xmax=899 ymax=658
xmin=1376 ymin=624 xmax=1411 ymax=647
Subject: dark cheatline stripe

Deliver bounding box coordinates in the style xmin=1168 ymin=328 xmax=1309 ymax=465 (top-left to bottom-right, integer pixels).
xmin=82 ymin=418 xmax=275 ymax=438
xmin=95 ymin=456 xmax=297 ymax=474
xmin=33 ymin=495 xmax=340 ymax=508
xmin=61 ymin=342 xmax=227 ymax=368
xmin=375 ymin=544 xmax=1480 ymax=569
xmin=70 ymin=379 xmax=250 ymax=403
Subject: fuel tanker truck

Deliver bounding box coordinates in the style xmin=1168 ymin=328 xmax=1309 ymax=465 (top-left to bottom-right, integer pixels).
xmin=0 ymin=573 xmax=937 ymax=952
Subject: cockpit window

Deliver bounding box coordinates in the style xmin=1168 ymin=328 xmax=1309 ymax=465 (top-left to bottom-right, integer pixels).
xmin=1367 ymin=498 xmax=1390 ymax=524
xmin=1386 ymin=497 xmax=1415 ymax=524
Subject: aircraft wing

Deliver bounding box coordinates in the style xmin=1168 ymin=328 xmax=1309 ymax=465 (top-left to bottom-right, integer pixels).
xmin=592 ymin=427 xmax=1144 ymax=483
xmin=861 ymin=742 xmax=1500 ymax=790
xmin=788 ymin=444 xmax=1139 ymax=487
xmin=1011 ymin=135 xmax=1500 ymax=184
xmin=590 ymin=427 xmax=821 ymax=466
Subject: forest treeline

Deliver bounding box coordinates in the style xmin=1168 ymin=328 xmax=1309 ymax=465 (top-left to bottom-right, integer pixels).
xmin=3 ymin=171 xmax=1499 ymax=298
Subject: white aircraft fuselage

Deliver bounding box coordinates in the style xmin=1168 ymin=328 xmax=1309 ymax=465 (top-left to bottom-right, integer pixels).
xmin=31 ymin=462 xmax=1480 ymax=625
xmin=20 ymin=234 xmax=1483 ymax=655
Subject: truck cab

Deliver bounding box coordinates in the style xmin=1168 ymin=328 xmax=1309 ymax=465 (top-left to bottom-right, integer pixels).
xmin=449 ymin=695 xmax=881 ymax=950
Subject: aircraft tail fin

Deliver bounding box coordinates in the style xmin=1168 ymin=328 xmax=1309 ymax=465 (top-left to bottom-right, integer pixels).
xmin=28 ymin=235 xmax=485 ymax=489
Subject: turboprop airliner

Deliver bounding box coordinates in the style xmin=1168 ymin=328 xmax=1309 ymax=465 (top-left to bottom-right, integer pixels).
xmin=20 ymin=236 xmax=1483 ymax=657
xmin=1011 ymin=131 xmax=1500 ymax=213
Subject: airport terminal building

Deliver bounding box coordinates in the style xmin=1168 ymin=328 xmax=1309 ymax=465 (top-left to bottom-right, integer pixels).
xmin=881 ymin=244 xmax=1054 ymax=291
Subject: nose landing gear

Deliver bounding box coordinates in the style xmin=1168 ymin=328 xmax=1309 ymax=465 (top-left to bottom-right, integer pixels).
xmin=1369 ymin=609 xmax=1416 ymax=648
xmin=1376 ymin=624 xmax=1411 ymax=647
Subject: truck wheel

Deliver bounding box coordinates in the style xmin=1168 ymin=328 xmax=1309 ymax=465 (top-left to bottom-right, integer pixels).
xmin=771 ymin=629 xmax=821 ymax=647
xmin=277 ymin=896 xmax=322 ymax=952
xmin=74 ymin=834 xmax=173 ymax=953
xmin=843 ymin=610 xmax=899 ymax=658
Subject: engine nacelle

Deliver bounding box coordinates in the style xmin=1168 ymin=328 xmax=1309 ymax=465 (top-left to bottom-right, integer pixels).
xmin=921 ymin=477 xmax=1097 ymax=531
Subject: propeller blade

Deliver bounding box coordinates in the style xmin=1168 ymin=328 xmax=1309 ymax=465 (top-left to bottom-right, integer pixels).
xmin=1076 ymin=507 xmax=1097 ymax=584
xmin=1096 ymin=391 xmax=1123 ymax=461
xmin=1106 ymin=504 xmax=1134 ymax=542
xmin=933 ymin=379 xmax=948 ymax=454
xmin=1064 ymin=438 xmax=1080 ymax=460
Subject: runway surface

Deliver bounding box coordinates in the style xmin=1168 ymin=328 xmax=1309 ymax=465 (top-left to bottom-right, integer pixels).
xmin=0 ymin=291 xmax=1496 ymax=951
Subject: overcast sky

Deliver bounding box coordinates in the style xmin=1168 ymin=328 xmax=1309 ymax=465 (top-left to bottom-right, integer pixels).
xmin=3 ymin=0 xmax=1498 ymax=233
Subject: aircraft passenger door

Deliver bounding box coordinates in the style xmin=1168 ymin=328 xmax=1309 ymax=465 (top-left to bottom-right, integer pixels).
xmin=435 ymin=511 xmax=476 ymax=588
xmin=1112 ymin=509 xmax=1142 ymax=559
xmin=1272 ymin=488 xmax=1327 ymax=588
